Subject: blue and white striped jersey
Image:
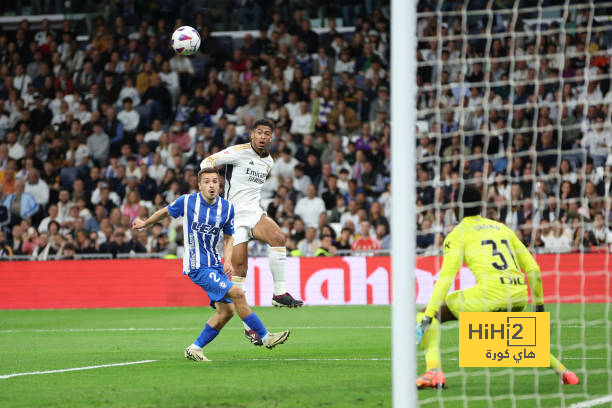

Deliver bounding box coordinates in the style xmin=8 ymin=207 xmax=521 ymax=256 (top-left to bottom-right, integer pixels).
xmin=167 ymin=193 xmax=234 ymax=274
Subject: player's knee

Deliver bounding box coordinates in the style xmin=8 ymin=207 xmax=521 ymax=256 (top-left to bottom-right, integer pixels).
xmin=232 ymin=289 xmax=246 ymax=304
xmin=270 ymin=230 xmax=286 ymax=247
xmin=219 ymin=308 xmax=234 ymax=322
xmin=233 ymin=259 xmax=248 ymax=276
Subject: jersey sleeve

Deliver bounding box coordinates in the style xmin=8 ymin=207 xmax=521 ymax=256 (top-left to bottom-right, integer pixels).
xmin=425 ymin=226 xmax=464 ymax=318
xmin=167 ymin=195 xmax=186 ymax=218
xmin=223 ymin=203 xmax=235 ymax=235
xmin=509 ymin=230 xmax=544 ymax=306
xmin=200 ymin=146 xmax=240 ymax=169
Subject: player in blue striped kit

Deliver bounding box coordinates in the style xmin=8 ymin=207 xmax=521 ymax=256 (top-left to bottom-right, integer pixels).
xmin=132 ymin=168 xmax=290 ymax=361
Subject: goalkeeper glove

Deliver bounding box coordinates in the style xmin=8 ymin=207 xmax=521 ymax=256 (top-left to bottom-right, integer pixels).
xmin=534 ymin=304 xmax=545 ymax=312
xmin=416 ymin=315 xmax=432 ymax=345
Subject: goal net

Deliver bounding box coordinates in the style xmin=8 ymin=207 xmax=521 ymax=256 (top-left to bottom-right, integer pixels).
xmin=414 ymin=1 xmax=611 ymax=406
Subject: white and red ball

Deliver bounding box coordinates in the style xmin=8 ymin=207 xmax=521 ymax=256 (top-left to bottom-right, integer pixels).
xmin=171 ymin=26 xmax=201 ymax=56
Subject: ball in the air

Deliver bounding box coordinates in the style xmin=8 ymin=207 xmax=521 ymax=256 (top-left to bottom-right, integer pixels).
xmin=171 ymin=26 xmax=201 ymax=56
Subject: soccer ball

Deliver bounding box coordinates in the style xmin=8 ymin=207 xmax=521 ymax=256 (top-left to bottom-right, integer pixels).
xmin=171 ymin=26 xmax=201 ymax=56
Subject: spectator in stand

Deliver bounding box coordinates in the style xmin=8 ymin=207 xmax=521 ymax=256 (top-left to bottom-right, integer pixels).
xmin=354 ymin=123 xmax=373 ymax=152
xmin=368 ymin=85 xmax=390 ymax=122
xmin=272 ymin=147 xmax=299 ymax=181
xmin=30 ymin=232 xmax=54 ymax=260
xmin=56 ymin=242 xmax=76 ymax=260
xmin=136 ymin=61 xmax=157 ymax=95
xmin=416 ymin=218 xmax=434 ymax=250
xmin=295 ymin=184 xmax=326 ymax=229
xmin=335 ymin=227 xmax=353 ymax=251
xmin=298 ymin=226 xmax=320 ymax=257
xmin=322 ymin=174 xmax=343 ymax=210
xmin=290 ymin=102 xmax=313 ymax=136
xmin=86 ymin=123 xmax=110 ymax=166
xmin=100 ymin=229 xmax=132 ymax=258
xmin=589 ymin=213 xmax=611 ymax=248
xmin=581 ymin=115 xmax=612 ymax=167
xmin=0 ymin=230 xmax=13 ymax=257
xmin=351 ymin=221 xmax=381 ymax=252
xmin=3 ymin=178 xmax=39 ymax=224
xmin=328 ymin=99 xmax=361 ymax=135
xmin=237 ymin=94 xmax=264 ymax=125
xmin=25 ymin=169 xmax=49 ymax=208
xmin=144 ymin=119 xmax=164 ymax=145
xmin=10 ymin=224 xmax=25 ymax=255
xmin=376 ymin=224 xmax=391 ymax=250
xmin=315 ymin=234 xmax=337 ymax=257
xmin=360 ymin=160 xmax=385 ymax=197
xmin=292 ymin=164 xmax=311 ymax=196
xmin=85 ymin=204 xmax=106 ymax=233
xmin=117 ymin=98 xmax=140 ymax=136
xmin=541 ymin=220 xmax=573 ymax=253
xmin=131 ymin=230 xmax=149 ymax=254
xmin=121 ymin=190 xmax=142 ymax=222
xmin=169 ymin=121 xmax=192 ymax=153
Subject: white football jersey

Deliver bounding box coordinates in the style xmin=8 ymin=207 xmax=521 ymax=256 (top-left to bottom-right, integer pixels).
xmin=200 ymin=143 xmax=273 ymax=212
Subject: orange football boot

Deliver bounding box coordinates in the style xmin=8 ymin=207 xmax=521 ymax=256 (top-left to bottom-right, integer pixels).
xmin=562 ymin=370 xmax=580 ymax=385
xmin=416 ymin=370 xmax=446 ymax=389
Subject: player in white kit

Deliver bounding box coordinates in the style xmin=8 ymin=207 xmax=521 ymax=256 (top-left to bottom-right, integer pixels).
xmin=201 ymin=118 xmax=303 ymax=346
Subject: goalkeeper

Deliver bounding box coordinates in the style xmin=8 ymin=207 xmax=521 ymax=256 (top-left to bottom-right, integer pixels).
xmin=415 ymin=186 xmax=579 ymax=389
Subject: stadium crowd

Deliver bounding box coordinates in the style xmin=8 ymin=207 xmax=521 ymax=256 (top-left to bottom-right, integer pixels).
xmin=0 ymin=1 xmax=392 ymax=259
xmin=0 ymin=0 xmax=610 ymax=260
xmin=415 ymin=0 xmax=612 ymax=254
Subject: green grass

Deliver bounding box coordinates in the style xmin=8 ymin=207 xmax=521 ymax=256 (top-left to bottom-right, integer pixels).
xmin=0 ymin=305 xmax=609 ymax=408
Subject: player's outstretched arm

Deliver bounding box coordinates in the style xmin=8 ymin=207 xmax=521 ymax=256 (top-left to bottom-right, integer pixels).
xmin=424 ymin=232 xmax=463 ymax=318
xmin=132 ymin=207 xmax=170 ymax=230
xmin=200 ymin=146 xmax=239 ymax=169
xmin=510 ymin=232 xmax=544 ymax=311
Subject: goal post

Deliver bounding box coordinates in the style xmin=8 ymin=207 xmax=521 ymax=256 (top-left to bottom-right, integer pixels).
xmin=391 ymin=0 xmax=418 ymax=407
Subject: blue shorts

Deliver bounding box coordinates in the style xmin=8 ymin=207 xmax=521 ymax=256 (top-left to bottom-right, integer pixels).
xmin=188 ymin=265 xmax=234 ymax=308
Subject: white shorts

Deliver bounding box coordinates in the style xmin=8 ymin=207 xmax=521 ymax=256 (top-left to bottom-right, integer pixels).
xmin=233 ymin=207 xmax=266 ymax=245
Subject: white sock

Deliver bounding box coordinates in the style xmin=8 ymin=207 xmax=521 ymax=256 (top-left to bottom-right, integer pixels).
xmin=190 ymin=343 xmax=201 ymax=349
xmin=232 ymin=276 xmax=251 ymax=330
xmin=269 ymin=247 xmax=287 ymax=296
xmin=262 ymin=333 xmax=270 ymax=345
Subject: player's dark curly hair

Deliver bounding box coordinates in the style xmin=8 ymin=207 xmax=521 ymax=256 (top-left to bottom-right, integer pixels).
xmin=461 ymin=185 xmax=482 ymax=217
xmin=252 ymin=118 xmax=275 ymax=132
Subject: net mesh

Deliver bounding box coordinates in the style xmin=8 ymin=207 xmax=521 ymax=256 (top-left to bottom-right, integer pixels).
xmin=414 ymin=1 xmax=611 ymax=406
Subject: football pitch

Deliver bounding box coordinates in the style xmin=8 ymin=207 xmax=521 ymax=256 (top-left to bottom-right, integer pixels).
xmin=0 ymin=305 xmax=610 ymax=407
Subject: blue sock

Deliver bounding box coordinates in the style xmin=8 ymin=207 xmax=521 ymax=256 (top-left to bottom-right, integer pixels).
xmin=242 ymin=313 xmax=268 ymax=339
xmin=194 ymin=324 xmax=220 ymax=348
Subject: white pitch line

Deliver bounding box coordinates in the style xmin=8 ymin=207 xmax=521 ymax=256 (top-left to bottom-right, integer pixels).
xmin=248 ymin=358 xmax=391 ymax=361
xmin=569 ymin=395 xmax=612 ymax=408
xmin=0 ymin=360 xmax=157 ymax=380
xmin=0 ymin=326 xmax=392 ymax=333
xmin=1 ymin=325 xmax=606 ymax=334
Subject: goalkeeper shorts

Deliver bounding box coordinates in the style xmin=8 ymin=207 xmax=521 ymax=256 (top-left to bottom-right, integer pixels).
xmin=445 ymin=284 xmax=528 ymax=318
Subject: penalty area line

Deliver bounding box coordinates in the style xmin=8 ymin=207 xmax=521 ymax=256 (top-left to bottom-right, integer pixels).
xmin=569 ymin=395 xmax=612 ymax=408
xmin=0 ymin=360 xmax=157 ymax=380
